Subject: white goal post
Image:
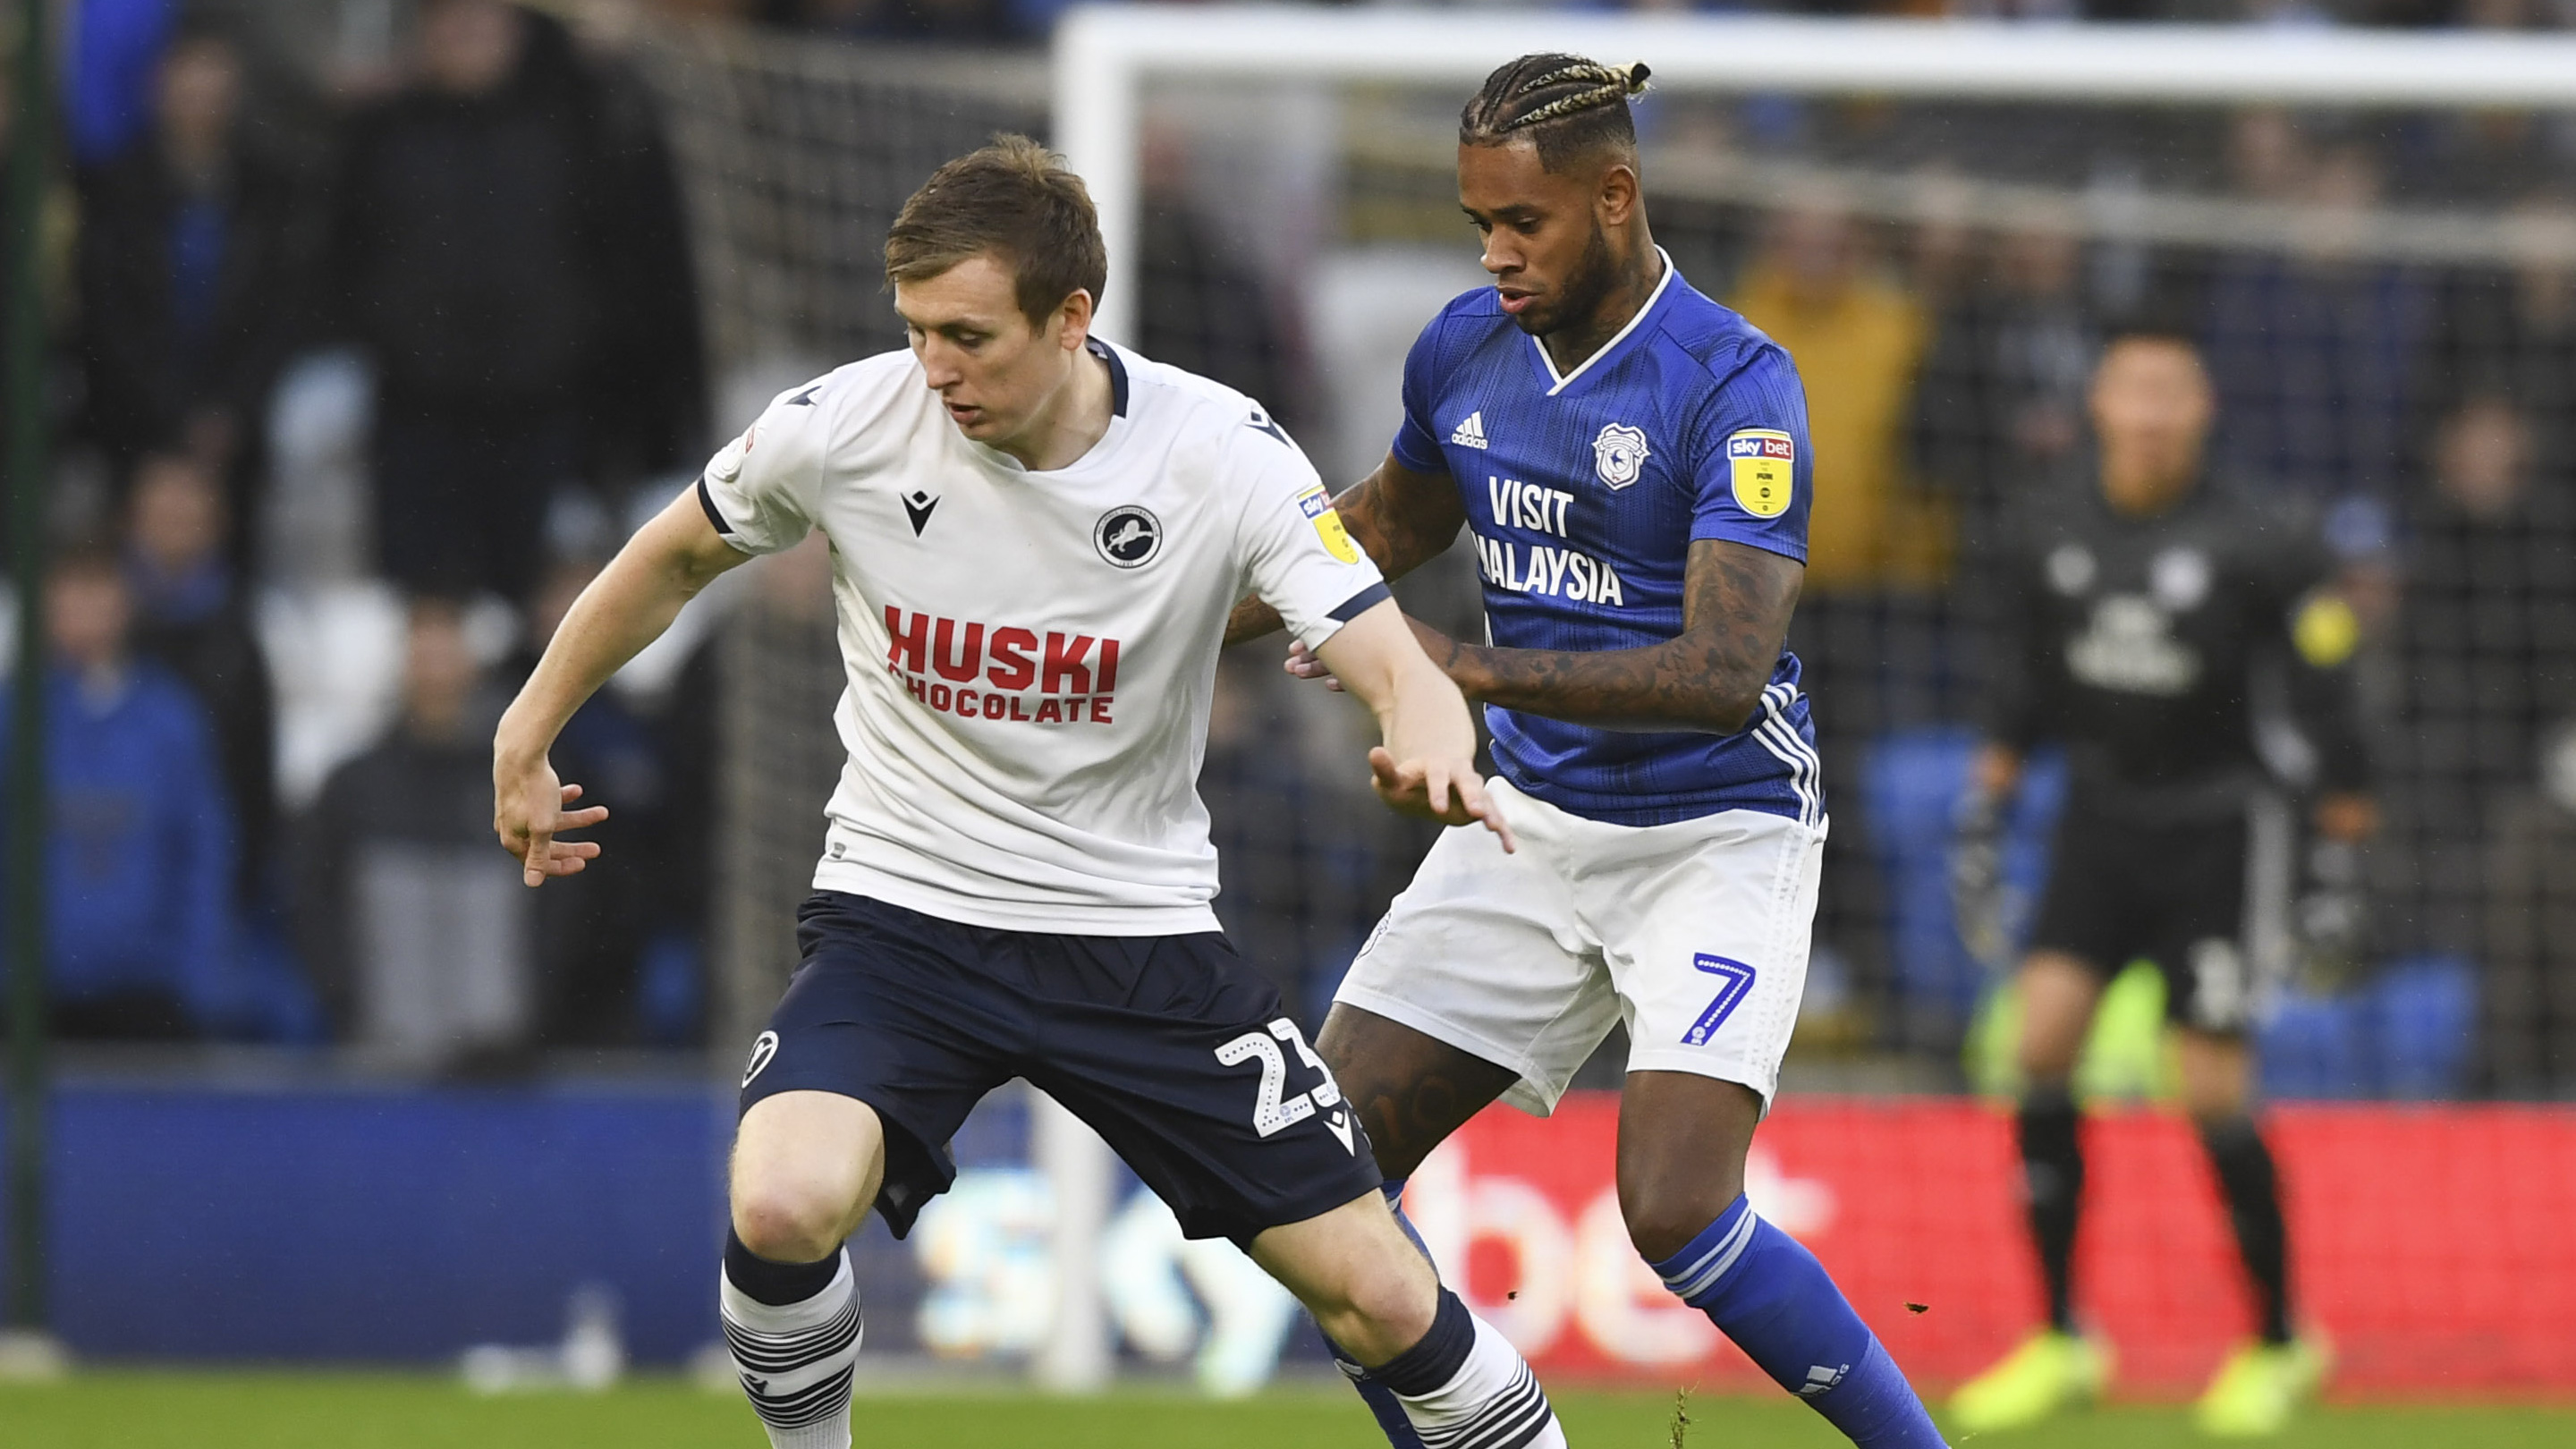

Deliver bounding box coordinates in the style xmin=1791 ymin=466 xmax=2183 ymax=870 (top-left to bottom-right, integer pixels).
xmin=1055 ymin=8 xmax=2576 ymax=347
xmin=1028 ymin=6 xmax=2576 ymax=1392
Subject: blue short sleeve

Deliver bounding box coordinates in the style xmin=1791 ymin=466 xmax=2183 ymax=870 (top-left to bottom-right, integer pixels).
xmin=1685 ymin=344 xmax=1810 ymax=564
xmin=1389 ymin=312 xmax=1452 ymax=475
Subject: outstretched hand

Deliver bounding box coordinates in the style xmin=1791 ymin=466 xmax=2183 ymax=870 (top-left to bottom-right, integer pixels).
xmin=1368 ymin=746 xmax=1515 ymax=853
xmin=494 ymin=757 xmax=610 ymax=887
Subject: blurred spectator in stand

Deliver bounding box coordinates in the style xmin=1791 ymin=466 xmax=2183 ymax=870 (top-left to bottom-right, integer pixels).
xmin=1911 ymin=221 xmax=2097 ymax=563
xmin=649 ymin=607 xmax=721 ymax=1048
xmin=2481 ymin=721 xmax=2576 ymax=1096
xmin=295 ymin=597 xmax=533 ymax=1067
xmin=124 ymin=451 xmax=275 ymax=911
xmin=2414 ymin=192 xmax=2576 ymax=476
xmin=1136 ymin=127 xmax=1313 ymax=432
xmin=2226 ymin=108 xmax=2307 ymax=205
xmin=2385 ymin=397 xmax=2576 ymax=960
xmin=1731 ymin=199 xmax=1944 ymax=597
xmin=2203 ymin=129 xmax=2432 ymax=527
xmin=1730 ymin=199 xmax=1940 ymax=1046
xmin=78 ymin=21 xmax=315 ymax=550
xmin=508 ymin=553 xmax=684 ymax=1046
xmin=0 ymin=547 xmax=237 ymax=1038
xmin=697 ymin=534 xmax=840 ymax=1055
xmin=563 ymin=2 xmax=709 ymax=496
xmin=2408 ymin=0 xmax=2558 ymax=199
xmin=1902 ymin=163 xmax=1981 ymax=314
xmin=64 ymin=0 xmax=177 ymax=171
xmin=335 ymin=0 xmax=698 ymax=602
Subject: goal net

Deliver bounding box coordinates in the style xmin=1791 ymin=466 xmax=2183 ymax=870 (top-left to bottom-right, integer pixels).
xmin=632 ymin=7 xmax=2576 ymax=1387
xmin=1045 ymin=11 xmax=2576 ymax=1092
xmin=648 ymin=11 xmax=2576 ymax=1092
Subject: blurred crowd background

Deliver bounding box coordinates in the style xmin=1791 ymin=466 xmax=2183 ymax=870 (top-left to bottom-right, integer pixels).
xmin=6 ymin=0 xmax=2576 ymax=1108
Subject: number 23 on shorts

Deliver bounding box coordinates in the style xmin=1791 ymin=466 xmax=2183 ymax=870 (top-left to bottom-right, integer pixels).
xmin=1216 ymin=1017 xmax=1351 ymax=1148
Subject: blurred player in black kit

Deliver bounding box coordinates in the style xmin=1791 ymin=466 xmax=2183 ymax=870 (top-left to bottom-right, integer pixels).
xmin=1948 ymin=323 xmax=2373 ymax=1438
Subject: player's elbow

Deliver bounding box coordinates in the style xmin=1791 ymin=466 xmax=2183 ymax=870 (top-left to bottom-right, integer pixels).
xmin=671 ymin=538 xmax=743 ymax=599
xmin=1699 ymin=674 xmax=1770 ymax=735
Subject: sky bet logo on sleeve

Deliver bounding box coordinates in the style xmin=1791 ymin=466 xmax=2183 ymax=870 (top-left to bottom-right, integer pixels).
xmin=1296 ymin=484 xmax=1361 ymax=564
xmin=1727 ymin=429 xmax=1795 ymax=518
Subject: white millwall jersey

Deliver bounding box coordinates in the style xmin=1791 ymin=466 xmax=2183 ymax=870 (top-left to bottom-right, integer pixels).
xmin=696 ymin=340 xmax=1388 ymax=935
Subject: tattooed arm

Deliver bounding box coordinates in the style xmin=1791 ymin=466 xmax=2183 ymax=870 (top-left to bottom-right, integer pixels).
xmin=1399 ymin=538 xmax=1801 ymax=735
xmin=1224 ymin=452 xmax=1466 ymax=646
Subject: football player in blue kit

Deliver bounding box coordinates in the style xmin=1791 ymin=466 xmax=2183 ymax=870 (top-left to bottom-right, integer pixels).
xmin=1229 ymin=55 xmax=1946 ymax=1448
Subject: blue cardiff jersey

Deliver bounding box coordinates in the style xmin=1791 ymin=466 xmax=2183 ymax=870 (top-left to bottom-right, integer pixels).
xmin=1391 ymin=254 xmax=1822 ymax=827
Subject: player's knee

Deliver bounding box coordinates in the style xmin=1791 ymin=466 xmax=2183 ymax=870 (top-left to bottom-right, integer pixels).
xmin=1318 ymin=1265 xmax=1439 ymax=1363
xmin=2015 ymin=954 xmax=2099 ymax=1084
xmin=1623 ymin=1191 xmax=1735 ymax=1266
xmin=1293 ymin=1215 xmax=1441 ymax=1362
xmin=2017 ymin=1041 xmax=2080 ymax=1088
xmin=732 ymin=1174 xmax=857 ymax=1264
xmin=2014 ymin=1013 xmax=2086 ymax=1084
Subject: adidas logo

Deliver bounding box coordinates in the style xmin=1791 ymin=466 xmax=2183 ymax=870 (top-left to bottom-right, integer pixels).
xmin=1450 ymin=411 xmax=1489 ymax=449
xmin=1799 ymin=1362 xmax=1851 ymax=1397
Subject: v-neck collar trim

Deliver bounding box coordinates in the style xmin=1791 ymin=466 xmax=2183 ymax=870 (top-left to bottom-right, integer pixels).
xmin=1529 ymin=247 xmax=1676 ymax=399
xmin=964 ymin=339 xmax=1132 ymax=477
xmin=1088 ymin=335 xmax=1130 ymax=417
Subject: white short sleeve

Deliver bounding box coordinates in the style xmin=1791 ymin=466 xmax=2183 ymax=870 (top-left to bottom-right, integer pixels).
xmin=696 ymin=381 xmax=831 ymax=556
xmin=1233 ymin=419 xmax=1390 ymax=650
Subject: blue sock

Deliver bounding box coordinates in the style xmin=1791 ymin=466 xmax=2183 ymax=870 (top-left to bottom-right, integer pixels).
xmin=1326 ymin=1181 xmax=1429 ymax=1449
xmin=1654 ymin=1195 xmax=1947 ymax=1448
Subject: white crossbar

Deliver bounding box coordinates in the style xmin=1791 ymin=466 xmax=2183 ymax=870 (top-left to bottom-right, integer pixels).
xmin=1056 ymin=7 xmax=2576 ymax=342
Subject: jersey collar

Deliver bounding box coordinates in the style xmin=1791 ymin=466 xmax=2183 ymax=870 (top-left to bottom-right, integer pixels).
xmin=1087 ymin=336 xmax=1131 ymax=417
xmin=1529 ymin=247 xmax=1677 ymax=399
xmin=966 ymin=340 xmax=1133 ymax=477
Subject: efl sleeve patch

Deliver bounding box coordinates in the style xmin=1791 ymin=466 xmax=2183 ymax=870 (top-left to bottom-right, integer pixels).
xmin=1296 ymin=484 xmax=1361 ymax=564
xmin=2292 ymin=590 xmax=2360 ymax=668
xmin=1726 ymin=429 xmax=1796 ymax=519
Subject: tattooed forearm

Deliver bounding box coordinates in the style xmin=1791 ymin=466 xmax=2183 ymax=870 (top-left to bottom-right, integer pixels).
xmin=1223 ymin=594 xmax=1284 ymax=647
xmin=1336 ymin=462 xmax=1466 ymax=583
xmin=1445 ymin=539 xmax=1801 ymax=734
xmin=1329 ymin=456 xmax=1473 ymax=580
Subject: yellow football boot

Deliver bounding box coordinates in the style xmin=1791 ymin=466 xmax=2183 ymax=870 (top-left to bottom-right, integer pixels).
xmin=1947 ymin=1328 xmax=2111 ymax=1434
xmin=2195 ymin=1336 xmax=2331 ymax=1436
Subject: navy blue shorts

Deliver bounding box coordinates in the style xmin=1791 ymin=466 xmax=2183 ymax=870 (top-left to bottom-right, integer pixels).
xmin=739 ymin=893 xmax=1383 ymax=1247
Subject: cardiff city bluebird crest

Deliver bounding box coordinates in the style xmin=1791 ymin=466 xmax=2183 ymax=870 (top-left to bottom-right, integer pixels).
xmin=1592 ymin=423 xmax=1650 ymax=490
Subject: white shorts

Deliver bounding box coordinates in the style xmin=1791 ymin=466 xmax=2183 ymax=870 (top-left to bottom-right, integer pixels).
xmin=1334 ymin=777 xmax=1826 ymax=1116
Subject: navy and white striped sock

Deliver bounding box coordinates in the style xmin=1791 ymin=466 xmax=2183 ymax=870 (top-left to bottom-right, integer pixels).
xmin=1369 ymin=1288 xmax=1564 ymax=1449
xmin=721 ymin=1233 xmax=861 ymax=1449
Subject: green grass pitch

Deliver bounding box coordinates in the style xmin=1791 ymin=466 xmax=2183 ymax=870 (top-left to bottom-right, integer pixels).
xmin=5 ymin=1372 xmax=2573 ymax=1447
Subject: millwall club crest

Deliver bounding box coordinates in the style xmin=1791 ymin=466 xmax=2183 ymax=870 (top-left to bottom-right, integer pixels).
xmin=1095 ymin=504 xmax=1163 ymax=568
xmin=1592 ymin=423 xmax=1650 ymax=490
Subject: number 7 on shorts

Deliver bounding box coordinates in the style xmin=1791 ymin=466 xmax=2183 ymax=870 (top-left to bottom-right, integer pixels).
xmin=1682 ymin=953 xmax=1758 ymax=1046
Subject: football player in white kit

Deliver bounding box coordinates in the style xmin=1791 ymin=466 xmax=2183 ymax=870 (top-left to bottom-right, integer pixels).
xmin=492 ymin=138 xmax=1570 ymax=1449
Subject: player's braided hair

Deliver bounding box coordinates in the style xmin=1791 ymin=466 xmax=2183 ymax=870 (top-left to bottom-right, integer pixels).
xmin=1460 ymin=54 xmax=1652 ymax=172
